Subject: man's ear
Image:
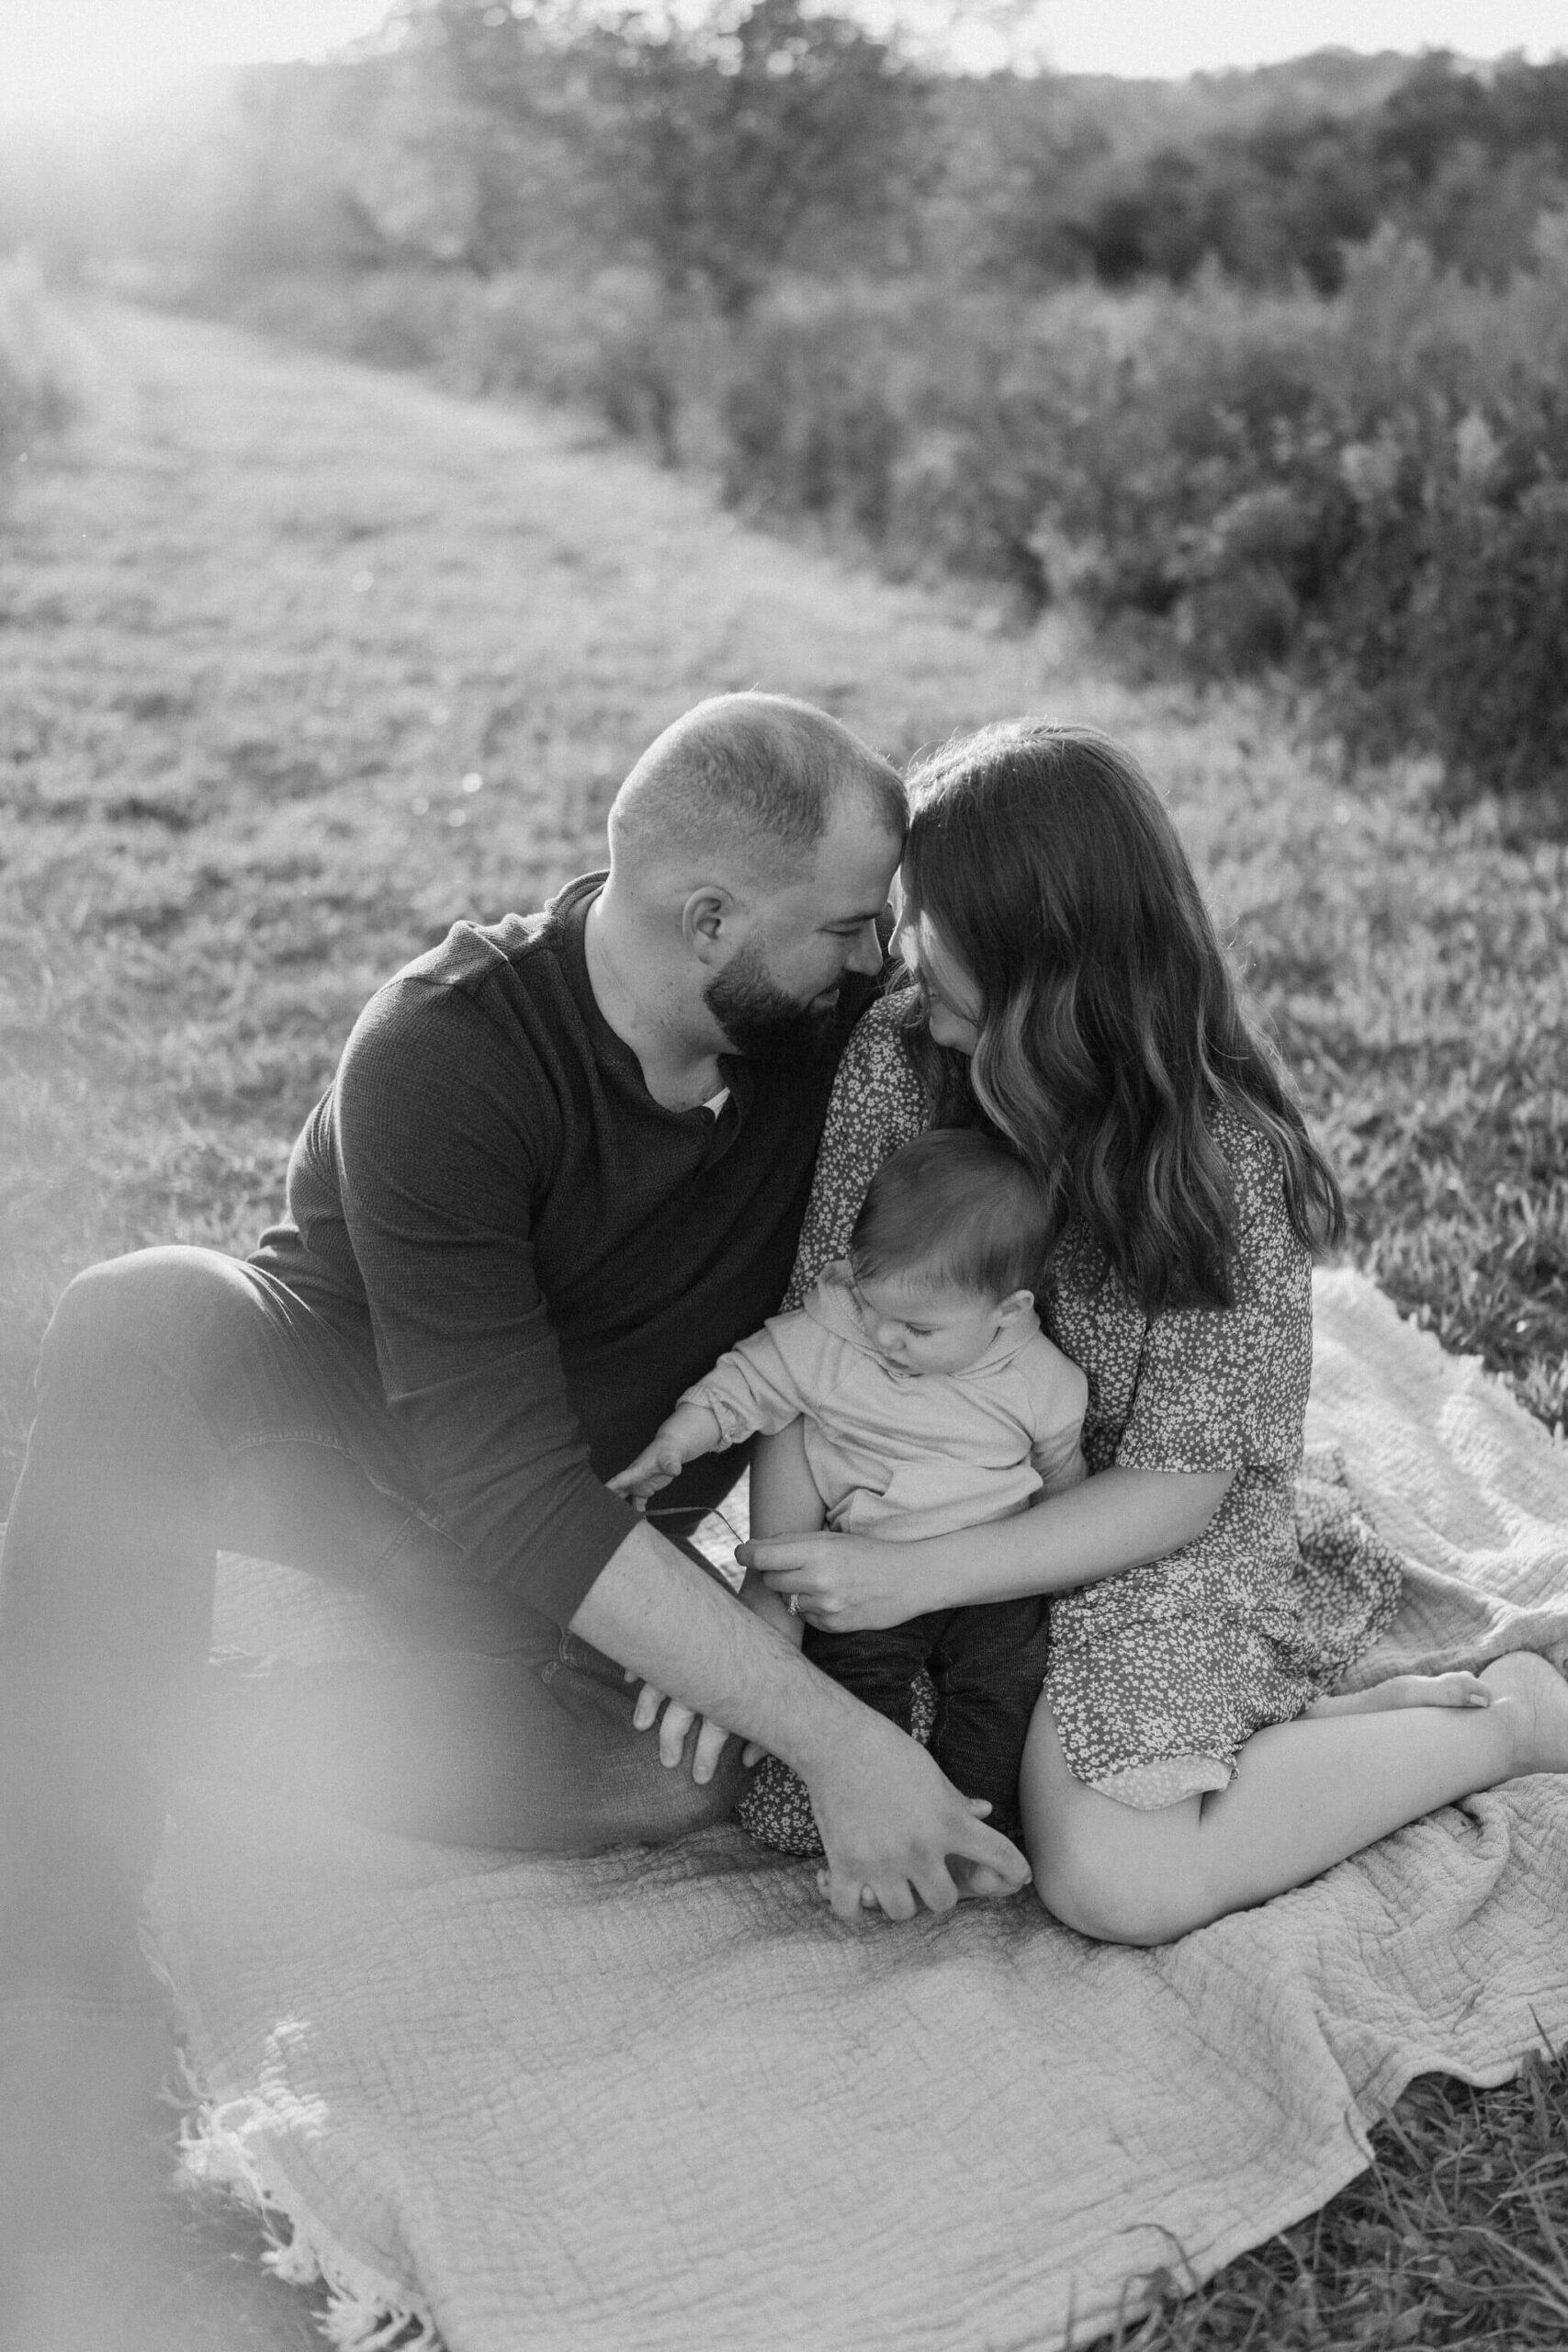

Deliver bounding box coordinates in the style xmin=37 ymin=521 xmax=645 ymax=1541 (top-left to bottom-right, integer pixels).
xmin=995 ymin=1288 xmax=1035 ymax=1326
xmin=681 ymin=885 xmax=737 ymax=966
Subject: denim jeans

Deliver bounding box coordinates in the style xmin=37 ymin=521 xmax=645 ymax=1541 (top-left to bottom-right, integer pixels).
xmin=0 ymin=1248 xmax=744 ymax=1998
xmin=803 ymin=1596 xmax=1051 ymax=1841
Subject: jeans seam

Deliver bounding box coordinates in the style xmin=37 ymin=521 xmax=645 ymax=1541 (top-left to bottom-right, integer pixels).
xmin=224 ymin=1431 xmax=456 ymax=1581
xmin=227 ymin=1427 xmax=348 ymax=1453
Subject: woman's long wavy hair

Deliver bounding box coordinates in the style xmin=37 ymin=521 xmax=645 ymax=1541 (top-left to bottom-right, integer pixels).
xmin=898 ymin=721 xmax=1344 ymax=1314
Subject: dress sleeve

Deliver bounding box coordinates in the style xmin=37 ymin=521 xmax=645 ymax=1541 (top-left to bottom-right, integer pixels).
xmin=782 ymin=1001 xmax=930 ymax=1310
xmin=1114 ymin=1122 xmax=1314 ymax=1476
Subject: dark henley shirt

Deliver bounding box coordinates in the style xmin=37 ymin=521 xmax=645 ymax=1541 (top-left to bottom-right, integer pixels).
xmin=251 ymin=874 xmax=872 ymax=1629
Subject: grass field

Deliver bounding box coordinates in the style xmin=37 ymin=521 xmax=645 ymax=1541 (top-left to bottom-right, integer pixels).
xmin=3 ymin=295 xmax=1567 ymax=2348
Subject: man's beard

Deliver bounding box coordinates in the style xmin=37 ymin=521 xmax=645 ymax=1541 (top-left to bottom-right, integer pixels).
xmin=704 ymin=940 xmax=839 ymax=1066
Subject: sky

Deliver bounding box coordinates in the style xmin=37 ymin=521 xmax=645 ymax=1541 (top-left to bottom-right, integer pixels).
xmin=1 ymin=0 xmax=1563 ymax=126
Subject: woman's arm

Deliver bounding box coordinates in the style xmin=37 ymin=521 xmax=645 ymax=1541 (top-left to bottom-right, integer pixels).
xmin=740 ymin=1464 xmax=1234 ymax=1632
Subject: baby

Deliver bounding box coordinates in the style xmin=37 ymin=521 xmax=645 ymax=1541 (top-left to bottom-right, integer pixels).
xmin=611 ymin=1128 xmax=1087 ymax=1838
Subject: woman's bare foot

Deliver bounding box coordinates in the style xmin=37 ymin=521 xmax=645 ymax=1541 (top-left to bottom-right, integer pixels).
xmin=947 ymin=1853 xmax=1030 ymax=1902
xmin=1305 ymin=1670 xmax=1492 ymax=1719
xmin=1478 ymin=1650 xmax=1568 ymax=1775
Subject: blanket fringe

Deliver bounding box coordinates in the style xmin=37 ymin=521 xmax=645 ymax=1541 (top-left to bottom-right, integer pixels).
xmin=173 ymin=2046 xmax=444 ymax=2351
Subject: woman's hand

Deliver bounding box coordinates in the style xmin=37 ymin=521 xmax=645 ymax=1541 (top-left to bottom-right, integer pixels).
xmin=735 ymin=1529 xmax=920 ymax=1634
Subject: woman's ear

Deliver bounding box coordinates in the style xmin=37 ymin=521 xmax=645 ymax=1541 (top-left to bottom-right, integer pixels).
xmin=995 ymin=1288 xmax=1035 ymax=1326
xmin=681 ymin=885 xmax=735 ymax=965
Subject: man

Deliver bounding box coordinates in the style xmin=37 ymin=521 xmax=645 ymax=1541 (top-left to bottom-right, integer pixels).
xmin=0 ymin=693 xmax=1028 ymax=2041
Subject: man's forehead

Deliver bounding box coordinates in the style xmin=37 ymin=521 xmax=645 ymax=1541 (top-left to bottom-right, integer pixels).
xmin=808 ymin=812 xmax=901 ymax=911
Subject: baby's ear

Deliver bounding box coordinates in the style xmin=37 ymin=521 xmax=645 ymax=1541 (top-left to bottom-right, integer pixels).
xmin=996 ymin=1288 xmax=1034 ymax=1324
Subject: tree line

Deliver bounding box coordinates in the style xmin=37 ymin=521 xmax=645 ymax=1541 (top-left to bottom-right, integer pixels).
xmin=6 ymin=6 xmax=1565 ymax=829
xmin=9 ymin=10 xmax=1568 ymax=318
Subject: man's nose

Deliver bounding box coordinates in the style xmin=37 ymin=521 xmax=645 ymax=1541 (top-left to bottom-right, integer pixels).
xmin=845 ymin=920 xmax=886 ymax=978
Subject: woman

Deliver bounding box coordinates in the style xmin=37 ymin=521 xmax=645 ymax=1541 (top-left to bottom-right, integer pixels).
xmin=737 ymin=720 xmax=1568 ymax=1943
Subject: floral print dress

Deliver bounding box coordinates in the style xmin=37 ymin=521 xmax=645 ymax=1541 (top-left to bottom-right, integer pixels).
xmin=736 ymin=998 xmax=1403 ymax=1849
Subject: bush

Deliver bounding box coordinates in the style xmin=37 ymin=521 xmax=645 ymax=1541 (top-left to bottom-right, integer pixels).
xmin=709 ymin=233 xmax=1568 ymax=829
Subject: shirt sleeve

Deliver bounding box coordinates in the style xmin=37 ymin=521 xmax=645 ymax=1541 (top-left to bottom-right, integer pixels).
xmin=330 ymin=975 xmax=638 ymax=1627
xmin=1022 ymin=1349 xmax=1089 ymax=1495
xmin=1114 ymin=1124 xmax=1314 ymax=1477
xmin=680 ymin=1314 xmax=823 ymax=1448
xmin=783 ymin=1001 xmax=930 ymax=1310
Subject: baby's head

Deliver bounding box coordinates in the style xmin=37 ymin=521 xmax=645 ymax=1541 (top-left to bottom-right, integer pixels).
xmin=846 ymin=1129 xmax=1049 ymax=1375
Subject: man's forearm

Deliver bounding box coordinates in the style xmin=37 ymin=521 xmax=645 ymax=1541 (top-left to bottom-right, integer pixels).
xmin=575 ymin=1516 xmax=1034 ymax=1920
xmin=569 ymin=1516 xmax=863 ymax=1776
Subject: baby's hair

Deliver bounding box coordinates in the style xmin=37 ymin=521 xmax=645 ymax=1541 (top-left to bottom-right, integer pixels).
xmin=848 ymin=1129 xmax=1049 ymax=1301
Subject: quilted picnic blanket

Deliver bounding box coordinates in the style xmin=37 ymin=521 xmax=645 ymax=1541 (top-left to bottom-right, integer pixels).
xmin=152 ymin=1270 xmax=1568 ymax=2352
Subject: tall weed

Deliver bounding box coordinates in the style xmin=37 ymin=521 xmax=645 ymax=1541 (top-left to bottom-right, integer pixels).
xmin=0 ymin=254 xmax=76 ymax=478
xmin=213 ymin=266 xmax=726 ymax=467
xmin=197 ymin=231 xmax=1568 ymax=831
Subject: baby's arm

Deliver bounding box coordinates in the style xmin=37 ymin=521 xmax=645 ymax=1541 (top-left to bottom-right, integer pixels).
xmin=1032 ymin=1425 xmax=1089 ymax=1498
xmin=609 ymin=1402 xmax=723 ymax=1507
xmin=610 ymin=1316 xmax=821 ymax=1509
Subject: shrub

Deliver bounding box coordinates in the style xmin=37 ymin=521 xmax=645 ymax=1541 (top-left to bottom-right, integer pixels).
xmin=708 ymin=234 xmax=1568 ymax=829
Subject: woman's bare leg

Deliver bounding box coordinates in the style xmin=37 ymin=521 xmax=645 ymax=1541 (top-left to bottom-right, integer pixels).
xmin=1021 ymin=1651 xmax=1568 ymax=1947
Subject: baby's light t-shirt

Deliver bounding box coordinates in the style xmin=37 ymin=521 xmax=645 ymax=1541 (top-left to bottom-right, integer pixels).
xmin=682 ymin=1261 xmax=1088 ymax=1551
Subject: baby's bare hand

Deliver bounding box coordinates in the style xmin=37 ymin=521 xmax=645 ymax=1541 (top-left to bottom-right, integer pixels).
xmin=607 ymin=1444 xmax=682 ymax=1506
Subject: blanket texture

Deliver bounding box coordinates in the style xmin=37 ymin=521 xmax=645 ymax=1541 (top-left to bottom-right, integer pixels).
xmin=152 ymin=1271 xmax=1568 ymax=2351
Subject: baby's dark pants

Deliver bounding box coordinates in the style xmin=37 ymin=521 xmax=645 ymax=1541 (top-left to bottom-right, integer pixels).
xmin=804 ymin=1597 xmax=1051 ymax=1841
xmin=0 ymin=1247 xmax=745 ymax=2001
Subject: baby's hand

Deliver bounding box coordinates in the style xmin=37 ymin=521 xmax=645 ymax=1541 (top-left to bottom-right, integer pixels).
xmin=608 ymin=1436 xmax=687 ymax=1508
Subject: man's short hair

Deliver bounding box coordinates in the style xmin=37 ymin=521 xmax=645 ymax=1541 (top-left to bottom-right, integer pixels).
xmin=609 ymin=693 xmax=905 ymax=883
xmin=849 ymin=1129 xmax=1051 ymax=1299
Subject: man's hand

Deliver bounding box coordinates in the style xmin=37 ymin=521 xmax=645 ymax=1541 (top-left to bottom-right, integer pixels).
xmin=625 ymin=1674 xmax=762 ymax=1779
xmin=807 ymin=1709 xmax=1032 ymax=1921
xmin=575 ymin=1516 xmax=1029 ymax=1924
